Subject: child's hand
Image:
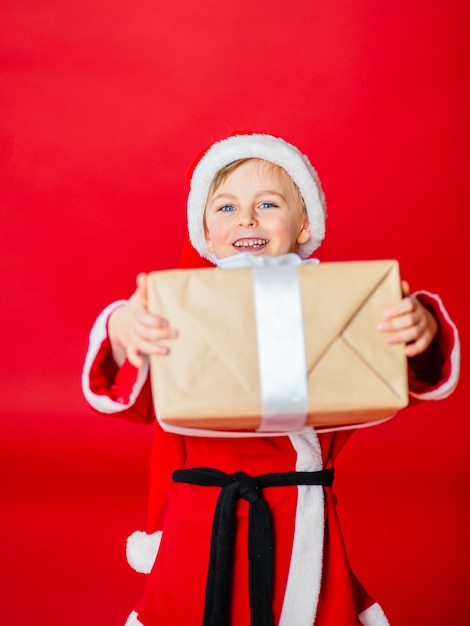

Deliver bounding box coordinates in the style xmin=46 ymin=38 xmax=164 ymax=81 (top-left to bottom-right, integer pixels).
xmin=378 ymin=281 xmax=438 ymax=358
xmin=108 ymin=273 xmax=177 ymax=368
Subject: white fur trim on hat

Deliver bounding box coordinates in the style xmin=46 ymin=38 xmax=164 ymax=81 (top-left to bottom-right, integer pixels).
xmin=187 ymin=133 xmax=326 ymax=263
xmin=359 ymin=602 xmax=390 ymax=626
xmin=126 ymin=530 xmax=162 ymax=574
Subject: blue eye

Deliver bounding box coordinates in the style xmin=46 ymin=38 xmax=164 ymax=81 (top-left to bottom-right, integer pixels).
xmin=219 ymin=205 xmax=235 ymax=212
xmin=260 ymin=202 xmax=275 ymax=209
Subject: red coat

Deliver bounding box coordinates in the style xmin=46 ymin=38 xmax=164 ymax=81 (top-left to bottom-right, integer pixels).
xmin=82 ymin=291 xmax=459 ymax=626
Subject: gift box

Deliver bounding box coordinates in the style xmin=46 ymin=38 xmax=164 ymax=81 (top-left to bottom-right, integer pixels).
xmin=147 ymin=257 xmax=408 ymax=433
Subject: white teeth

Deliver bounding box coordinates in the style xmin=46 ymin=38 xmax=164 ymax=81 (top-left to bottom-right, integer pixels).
xmin=234 ymin=239 xmax=268 ymax=248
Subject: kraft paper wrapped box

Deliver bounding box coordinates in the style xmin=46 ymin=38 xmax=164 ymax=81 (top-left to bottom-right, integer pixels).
xmin=147 ymin=257 xmax=408 ymax=433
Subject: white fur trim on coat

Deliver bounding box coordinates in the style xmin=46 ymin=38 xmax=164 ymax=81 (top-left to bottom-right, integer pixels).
xmin=126 ymin=530 xmax=162 ymax=574
xmin=187 ymin=133 xmax=326 ymax=263
xmin=359 ymin=602 xmax=390 ymax=626
xmin=81 ymin=301 xmax=149 ymax=413
xmin=124 ymin=610 xmax=144 ymax=626
xmin=279 ymin=430 xmax=324 ymax=626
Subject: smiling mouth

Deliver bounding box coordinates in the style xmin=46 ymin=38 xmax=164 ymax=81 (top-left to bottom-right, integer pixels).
xmin=233 ymin=239 xmax=268 ymax=249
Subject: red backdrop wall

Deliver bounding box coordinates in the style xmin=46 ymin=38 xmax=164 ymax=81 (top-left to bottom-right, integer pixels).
xmin=1 ymin=1 xmax=469 ymax=624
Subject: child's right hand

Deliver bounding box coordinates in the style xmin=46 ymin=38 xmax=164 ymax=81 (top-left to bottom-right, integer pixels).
xmin=108 ymin=273 xmax=177 ymax=368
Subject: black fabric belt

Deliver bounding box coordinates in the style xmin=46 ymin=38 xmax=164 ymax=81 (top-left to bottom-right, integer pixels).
xmin=172 ymin=466 xmax=334 ymax=626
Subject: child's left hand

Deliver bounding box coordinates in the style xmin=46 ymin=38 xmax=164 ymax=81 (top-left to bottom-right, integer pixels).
xmin=378 ymin=281 xmax=438 ymax=358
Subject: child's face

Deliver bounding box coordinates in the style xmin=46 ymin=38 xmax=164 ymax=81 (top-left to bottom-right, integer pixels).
xmin=204 ymin=159 xmax=311 ymax=259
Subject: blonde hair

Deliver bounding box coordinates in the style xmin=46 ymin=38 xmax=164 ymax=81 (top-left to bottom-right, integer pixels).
xmin=207 ymin=158 xmax=307 ymax=213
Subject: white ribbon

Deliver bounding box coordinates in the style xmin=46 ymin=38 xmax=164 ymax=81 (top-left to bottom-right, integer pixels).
xmin=217 ymin=253 xmax=315 ymax=432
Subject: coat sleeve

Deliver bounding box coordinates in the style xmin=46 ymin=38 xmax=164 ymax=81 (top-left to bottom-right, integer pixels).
xmin=81 ymin=301 xmax=155 ymax=424
xmin=407 ymin=291 xmax=460 ymax=400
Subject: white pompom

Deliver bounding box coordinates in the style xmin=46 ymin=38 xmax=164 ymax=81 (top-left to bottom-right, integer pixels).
xmin=126 ymin=530 xmax=162 ymax=574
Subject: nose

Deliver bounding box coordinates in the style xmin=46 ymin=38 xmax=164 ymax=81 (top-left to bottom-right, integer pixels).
xmin=237 ymin=206 xmax=257 ymax=227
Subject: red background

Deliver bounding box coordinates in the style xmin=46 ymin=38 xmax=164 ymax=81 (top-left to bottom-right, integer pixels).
xmin=1 ymin=1 xmax=469 ymax=624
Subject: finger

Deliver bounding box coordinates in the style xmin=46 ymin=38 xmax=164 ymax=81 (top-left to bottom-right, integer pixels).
xmin=134 ymin=325 xmax=177 ymax=343
xmin=382 ymin=312 xmax=421 ymax=334
xmin=136 ymin=312 xmax=170 ymax=330
xmin=401 ymin=280 xmax=410 ymax=297
xmin=378 ymin=312 xmax=419 ymax=334
xmin=135 ymin=272 xmax=148 ymax=303
xmin=127 ymin=347 xmax=144 ymax=369
xmin=134 ymin=339 xmax=172 ymax=358
xmin=404 ymin=335 xmax=432 ymax=357
xmin=385 ymin=324 xmax=422 ymax=346
xmin=127 ymin=338 xmax=172 ymax=366
xmin=381 ymin=296 xmax=415 ymax=322
xmin=128 ymin=323 xmax=177 ymax=353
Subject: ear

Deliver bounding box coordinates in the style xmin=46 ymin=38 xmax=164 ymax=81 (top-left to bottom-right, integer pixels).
xmin=296 ymin=215 xmax=311 ymax=245
xmin=204 ymin=224 xmax=215 ymax=253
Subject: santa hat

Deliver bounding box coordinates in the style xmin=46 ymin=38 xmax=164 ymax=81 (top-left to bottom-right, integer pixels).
xmin=187 ymin=133 xmax=327 ymax=263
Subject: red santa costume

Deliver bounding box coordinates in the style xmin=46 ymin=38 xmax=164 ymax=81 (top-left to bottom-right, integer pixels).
xmin=82 ymin=134 xmax=460 ymax=626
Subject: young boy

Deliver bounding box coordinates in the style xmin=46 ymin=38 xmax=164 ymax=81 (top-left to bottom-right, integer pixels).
xmin=82 ymin=133 xmax=460 ymax=626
